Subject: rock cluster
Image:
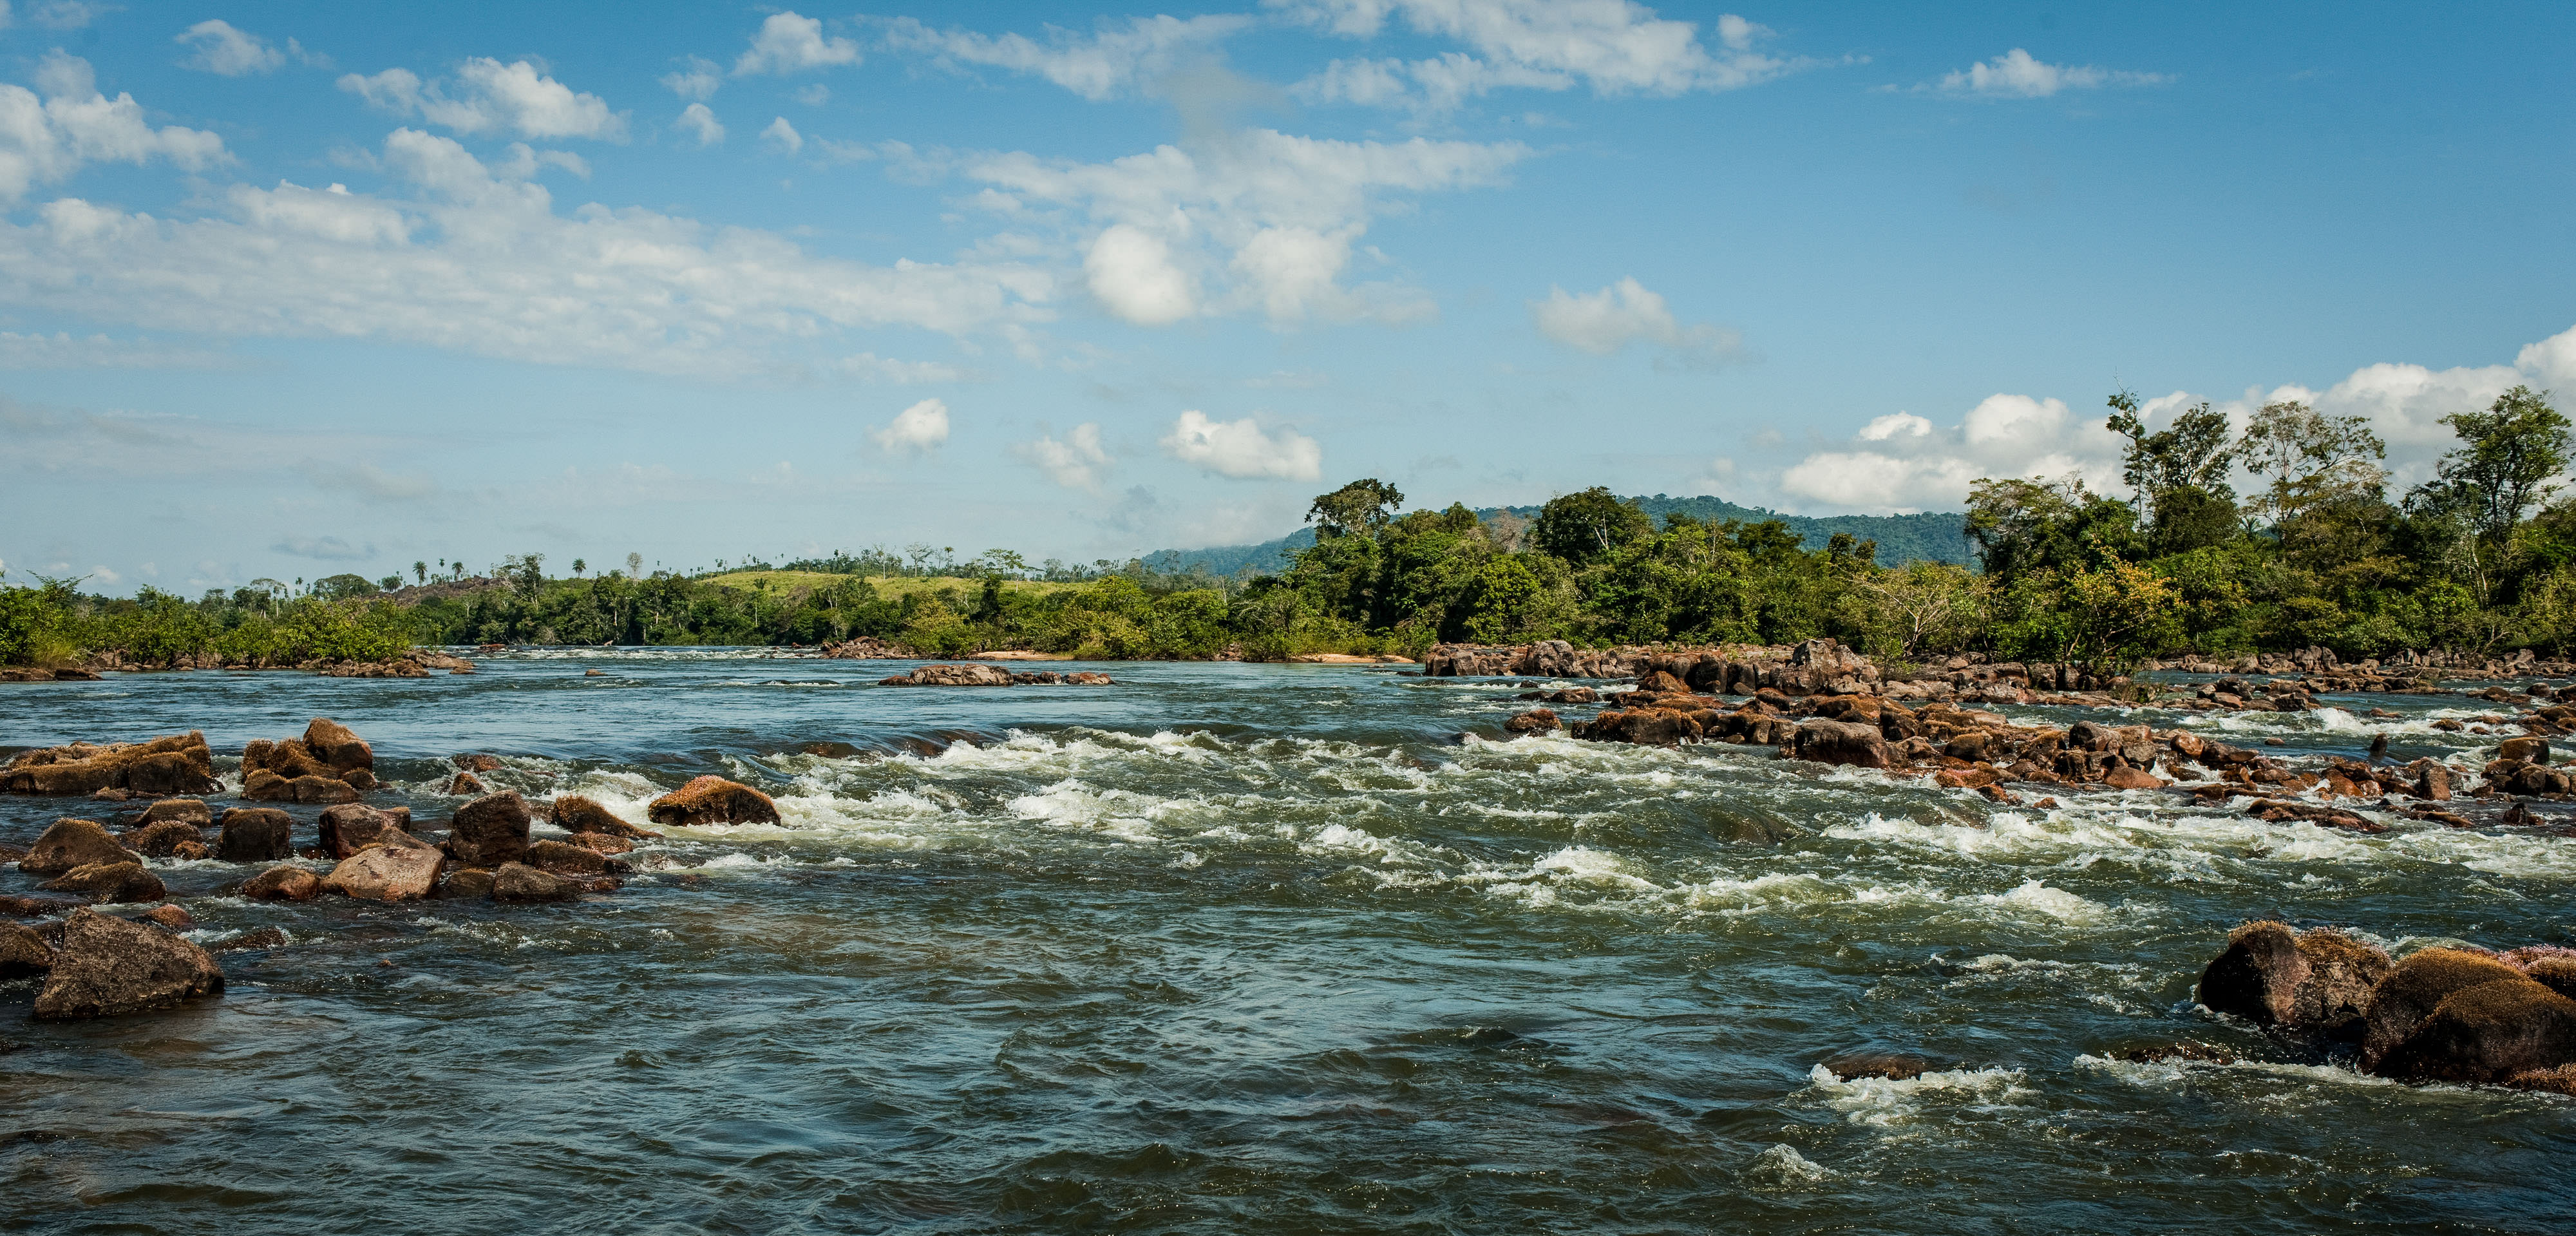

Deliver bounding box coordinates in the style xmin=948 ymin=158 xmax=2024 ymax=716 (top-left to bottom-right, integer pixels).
xmin=646 ymin=776 xmax=781 ymax=827
xmin=1 ymin=732 xmax=222 ymax=797
xmin=817 ymin=636 xmax=919 ymax=660
xmin=242 ymin=718 xmax=377 ymax=803
xmin=2198 ymin=924 xmax=2576 ymax=1090
xmin=877 ymin=663 xmax=1115 ymax=687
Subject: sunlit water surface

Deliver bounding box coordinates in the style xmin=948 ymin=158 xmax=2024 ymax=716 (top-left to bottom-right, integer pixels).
xmin=3 ymin=652 xmax=2571 ymax=1233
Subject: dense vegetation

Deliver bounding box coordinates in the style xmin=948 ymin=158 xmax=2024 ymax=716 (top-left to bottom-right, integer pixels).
xmin=5 ymin=385 xmax=2568 ymax=670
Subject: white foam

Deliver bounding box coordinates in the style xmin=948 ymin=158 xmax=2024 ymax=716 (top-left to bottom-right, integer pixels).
xmin=1804 ymin=1062 xmax=2034 ymax=1127
xmin=1743 ymin=1144 xmax=1833 ymax=1189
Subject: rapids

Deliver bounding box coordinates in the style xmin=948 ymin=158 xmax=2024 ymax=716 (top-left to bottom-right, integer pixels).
xmin=3 ymin=652 xmax=2572 ymax=1231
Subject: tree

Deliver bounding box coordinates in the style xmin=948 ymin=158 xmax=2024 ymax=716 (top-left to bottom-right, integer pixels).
xmin=1531 ymin=487 xmax=1652 ymax=564
xmin=1849 ymin=562 xmax=1985 ymax=662
xmin=413 ymin=561 xmax=428 ymax=585
xmin=2237 ymin=400 xmax=2387 ymax=528
xmin=627 ymin=552 xmax=645 ymax=578
xmin=1307 ymin=479 xmax=1405 ymax=539
xmin=2109 ymin=390 xmax=2237 ymax=520
xmin=1964 ymin=475 xmax=2139 ymax=582
xmin=571 ymin=558 xmax=587 ymax=578
xmin=2407 ymin=385 xmax=2569 ymax=544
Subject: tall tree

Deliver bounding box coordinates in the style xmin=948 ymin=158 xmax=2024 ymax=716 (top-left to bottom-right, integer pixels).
xmin=2407 ymin=385 xmax=2570 ymax=544
xmin=1306 ymin=479 xmax=1405 ymax=539
xmin=1531 ymin=487 xmax=1652 ymax=564
xmin=2108 ymin=389 xmax=2237 ymax=518
xmin=2236 ymin=400 xmax=2387 ymax=528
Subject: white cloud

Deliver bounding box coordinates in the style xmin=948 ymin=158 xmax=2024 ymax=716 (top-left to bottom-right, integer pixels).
xmin=661 ymin=56 xmax=721 ymax=101
xmin=794 ymin=83 xmax=830 ymax=106
xmin=0 ymin=53 xmax=229 ymax=204
xmin=676 ymin=102 xmax=724 ymax=147
xmin=0 ymin=130 xmax=1054 ymax=377
xmin=734 ymin=12 xmax=860 ymax=77
xmin=1160 ymin=410 xmax=1322 ymax=480
xmin=882 ymin=14 xmax=1254 ymax=101
xmin=1085 ymin=224 xmax=1195 ymax=324
xmin=1281 ymin=0 xmax=1808 ymax=112
xmin=1937 ymin=48 xmax=2167 ymax=97
xmin=871 ymin=397 xmax=950 ymax=452
xmin=1856 ymin=411 xmax=1931 ymax=441
xmin=274 ymin=535 xmax=374 ymax=561
xmin=22 ymin=1 xmax=101 ymax=30
xmin=176 ymin=19 xmax=286 ymax=76
xmin=1529 ymin=276 xmax=1741 ymax=366
xmin=0 ymin=331 xmax=236 ymax=369
xmin=829 ymin=352 xmax=970 ymax=384
xmin=761 ymin=116 xmax=802 ymax=155
xmin=1019 ymin=422 xmax=1112 ymax=490
xmin=339 ymin=59 xmax=628 ymax=140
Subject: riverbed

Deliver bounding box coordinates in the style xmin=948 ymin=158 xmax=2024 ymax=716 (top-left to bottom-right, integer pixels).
xmin=4 ymin=652 xmax=2571 ymax=1232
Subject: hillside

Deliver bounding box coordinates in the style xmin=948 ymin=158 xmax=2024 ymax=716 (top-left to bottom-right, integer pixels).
xmin=1141 ymin=493 xmax=1971 ymax=576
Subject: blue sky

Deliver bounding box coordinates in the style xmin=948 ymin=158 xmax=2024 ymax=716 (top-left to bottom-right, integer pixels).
xmin=3 ymin=0 xmax=2572 ymax=593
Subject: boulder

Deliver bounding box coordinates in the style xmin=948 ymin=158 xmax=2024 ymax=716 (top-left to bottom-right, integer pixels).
xmin=2516 ymin=955 xmax=2576 ymax=1002
xmin=2102 ymin=763 xmax=2165 ymax=791
xmin=1636 ymin=670 xmax=1690 ymax=695
xmin=2069 ymin=721 xmax=2118 ymax=752
xmin=564 ymin=832 xmax=635 ymax=855
xmin=447 ymin=772 xmax=488 ymax=796
xmin=241 ymin=864 xmax=322 ymax=902
xmin=0 ymin=731 xmax=220 ymax=797
xmin=1 ymin=922 xmax=52 ymax=978
xmin=138 ymin=799 xmax=213 ymax=825
xmin=453 ymin=753 xmax=504 ymax=772
xmin=321 ymin=844 xmax=444 ymax=902
xmin=1791 ymin=719 xmax=1889 ymax=769
xmin=446 ymin=791 xmax=533 ymax=866
xmin=317 ymin=804 xmax=424 ymax=859
xmin=2499 ymin=736 xmax=2551 ymax=765
xmin=2360 ymin=948 xmax=2529 ymax=1069
xmin=19 ymin=817 xmax=136 ymax=875
xmin=879 ymin=663 xmax=1018 ymax=687
xmin=1504 ymin=708 xmax=1561 ymax=734
xmin=32 ymin=907 xmax=223 ymax=1020
xmin=123 ymin=819 xmax=206 ymax=858
xmin=438 ymin=868 xmax=498 ymax=900
xmin=490 ymin=861 xmax=578 ymax=903
xmin=524 ymin=839 xmax=625 ymax=876
xmin=1818 ymin=1052 xmax=1932 ymax=1081
xmin=551 ymin=794 xmax=659 ymax=838
xmin=242 ymin=768 xmax=361 ymax=804
xmin=647 ymin=776 xmax=781 ymax=827
xmin=139 ymin=904 xmax=193 ymax=929
xmin=2197 ymin=922 xmax=2392 ymax=1036
xmin=41 ymin=861 xmax=167 ymax=902
xmin=1579 ymin=708 xmax=1699 ymax=746
xmin=301 ymin=718 xmax=375 ymax=774
xmin=2375 ymin=977 xmax=2576 ymax=1084
xmin=216 ymin=808 xmax=294 ymax=862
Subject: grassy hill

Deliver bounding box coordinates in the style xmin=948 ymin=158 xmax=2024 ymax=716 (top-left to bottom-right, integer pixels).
xmin=1142 ymin=493 xmax=1971 ymax=576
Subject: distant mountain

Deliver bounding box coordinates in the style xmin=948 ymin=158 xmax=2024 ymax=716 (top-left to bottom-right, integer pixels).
xmin=1141 ymin=494 xmax=1971 ymax=576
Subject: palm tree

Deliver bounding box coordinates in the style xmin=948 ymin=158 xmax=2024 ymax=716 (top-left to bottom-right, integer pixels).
xmin=572 ymin=558 xmax=587 ymax=578
xmin=413 ymin=561 xmax=428 ymax=585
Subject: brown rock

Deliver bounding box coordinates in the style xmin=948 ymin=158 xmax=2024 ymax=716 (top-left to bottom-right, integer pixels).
xmin=216 ymin=807 xmax=293 ymax=862
xmin=1637 ymin=670 xmax=1691 ymax=695
xmin=1504 ymin=708 xmax=1561 ymax=734
xmin=2103 ymin=763 xmax=2165 ymax=791
xmin=490 ymin=861 xmax=578 ymax=903
xmin=41 ymin=861 xmax=167 ymax=902
xmin=2517 ymin=956 xmax=2576 ymax=1002
xmin=1790 ymin=719 xmax=1889 ymax=768
xmin=1 ymin=731 xmax=219 ymax=797
xmin=19 ymin=817 xmax=135 ymax=875
xmin=32 ymin=907 xmax=223 ymax=1020
xmin=2499 ymin=736 xmax=2551 ymax=765
xmin=241 ymin=865 xmax=322 ymax=901
xmin=447 ymin=771 xmax=488 ymax=796
xmin=138 ymin=904 xmax=193 ymax=929
xmin=2376 ymin=977 xmax=2576 ymax=1084
xmin=524 ymin=839 xmax=625 ymax=876
xmin=302 ymin=718 xmax=375 ymax=773
xmin=317 ymin=804 xmax=421 ymax=859
xmin=446 ymin=791 xmax=533 ymax=866
xmin=551 ymin=794 xmax=659 ymax=838
xmin=880 ymin=663 xmax=1018 ymax=687
xmin=647 ymin=775 xmax=781 ymax=827
xmin=2197 ymin=922 xmax=2391 ymax=1037
xmin=240 ymin=768 xmax=290 ymax=801
xmin=2360 ymin=948 xmax=2528 ymax=1069
xmin=0 ymin=922 xmax=51 ymax=977
xmin=123 ymin=819 xmax=206 ymax=858
xmin=138 ymin=799 xmax=213 ymax=825
xmin=438 ymin=867 xmax=497 ymax=899
xmin=564 ymin=832 xmax=635 ymax=855
xmin=453 ymin=753 xmax=505 ymax=772
xmin=321 ymin=844 xmax=443 ymax=902
xmin=210 ymin=926 xmax=289 ymax=952
xmin=286 ymin=774 xmax=359 ymax=804
xmin=1819 ymin=1052 xmax=1931 ymax=1080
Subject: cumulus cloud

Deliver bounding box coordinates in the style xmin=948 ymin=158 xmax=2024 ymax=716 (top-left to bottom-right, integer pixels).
xmin=870 ymin=398 xmax=950 ymax=452
xmin=1019 ymin=422 xmax=1112 ymax=490
xmin=1281 ymin=0 xmax=1811 ymax=112
xmin=0 ymin=53 xmax=229 ymax=204
xmin=882 ymin=14 xmax=1253 ymax=101
xmin=676 ymin=102 xmax=723 ymax=146
xmin=760 ymin=116 xmax=802 ymax=155
xmin=19 ymin=1 xmax=102 ymax=30
xmin=339 ymin=59 xmax=628 ymax=140
xmin=1529 ymin=276 xmax=1742 ymax=367
xmin=1085 ymin=225 xmax=1196 ymax=325
xmin=175 ymin=19 xmax=287 ymax=75
xmin=273 ymin=535 xmax=374 ymax=561
xmin=734 ymin=12 xmax=860 ymax=76
xmin=661 ymin=56 xmax=721 ymax=100
xmin=0 ymin=130 xmax=1054 ymax=377
xmin=1936 ymin=48 xmax=2167 ymax=97
xmin=1160 ymin=410 xmax=1321 ymax=480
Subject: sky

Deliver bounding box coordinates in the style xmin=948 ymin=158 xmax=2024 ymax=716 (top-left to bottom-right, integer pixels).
xmin=2 ymin=0 xmax=2572 ymax=593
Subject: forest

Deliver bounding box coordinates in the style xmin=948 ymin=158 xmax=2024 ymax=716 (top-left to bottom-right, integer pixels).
xmin=3 ymin=385 xmax=2570 ymax=670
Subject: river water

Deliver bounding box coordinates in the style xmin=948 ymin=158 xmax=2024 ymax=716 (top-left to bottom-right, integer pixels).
xmin=3 ymin=652 xmax=2572 ymax=1233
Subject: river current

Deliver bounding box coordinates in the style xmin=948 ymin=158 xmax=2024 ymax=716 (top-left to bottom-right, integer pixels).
xmin=3 ymin=652 xmax=2572 ymax=1233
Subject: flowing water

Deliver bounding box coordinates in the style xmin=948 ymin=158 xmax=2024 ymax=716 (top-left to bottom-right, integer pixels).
xmin=3 ymin=653 xmax=2572 ymax=1233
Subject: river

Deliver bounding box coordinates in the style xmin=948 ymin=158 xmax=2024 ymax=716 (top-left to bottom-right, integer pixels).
xmin=4 ymin=651 xmax=2572 ymax=1233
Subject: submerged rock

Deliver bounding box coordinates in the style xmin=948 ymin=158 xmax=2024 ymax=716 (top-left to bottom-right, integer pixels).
xmin=2377 ymin=976 xmax=2576 ymax=1085
xmin=879 ymin=663 xmax=1018 ymax=687
xmin=446 ymin=791 xmax=533 ymax=866
xmin=1818 ymin=1052 xmax=1931 ymax=1081
xmin=137 ymin=799 xmax=213 ymax=825
xmin=210 ymin=926 xmax=289 ymax=953
xmin=524 ymin=839 xmax=624 ymax=876
xmin=2197 ymin=922 xmax=2391 ymax=1037
xmin=446 ymin=772 xmax=488 ymax=796
xmin=241 ymin=865 xmax=322 ymax=902
xmin=490 ymin=861 xmax=578 ymax=903
xmin=138 ymin=904 xmax=194 ymax=929
xmin=216 ymin=807 xmax=294 ymax=862
xmin=551 ymin=794 xmax=659 ymax=838
xmin=647 ymin=776 xmax=781 ymax=827
xmin=2360 ymin=949 xmax=2532 ymax=1069
xmin=32 ymin=907 xmax=223 ymax=1020
xmin=438 ymin=867 xmax=497 ymax=900
xmin=1 ymin=922 xmax=52 ymax=978
xmin=40 ymin=861 xmax=167 ymax=903
xmin=18 ymin=818 xmax=136 ymax=876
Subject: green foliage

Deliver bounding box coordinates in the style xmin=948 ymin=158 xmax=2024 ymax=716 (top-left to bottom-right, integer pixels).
xmin=1532 ymin=487 xmax=1654 ymax=564
xmin=2408 ymin=385 xmax=2569 ymax=544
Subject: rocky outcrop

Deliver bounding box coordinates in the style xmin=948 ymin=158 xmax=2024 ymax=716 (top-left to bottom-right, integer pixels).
xmin=647 ymin=776 xmax=781 ymax=827
xmin=41 ymin=861 xmax=168 ymax=902
xmin=242 ymin=718 xmax=377 ymax=803
xmin=1791 ymin=719 xmax=1889 ymax=769
xmin=216 ymin=808 xmax=293 ymax=862
xmin=491 ymin=861 xmax=578 ymax=903
xmin=1 ymin=731 xmax=222 ymax=797
xmin=875 ymin=663 xmax=1113 ymax=687
xmin=2197 ymin=922 xmax=2391 ymax=1036
xmin=817 ymin=636 xmax=920 ymax=660
xmin=2193 ymin=930 xmax=2576 ymax=1089
xmin=32 ymin=908 xmax=223 ymax=1020
xmin=446 ymin=791 xmax=533 ymax=867
xmin=122 ymin=819 xmax=207 ymax=858
xmin=321 ymin=844 xmax=443 ymax=901
xmin=1503 ymin=708 xmax=1560 ymax=734
xmin=241 ymin=864 xmax=322 ymax=901
xmin=524 ymin=839 xmax=624 ymax=877
xmin=447 ymin=772 xmax=489 ymax=796
xmin=18 ymin=818 xmax=136 ymax=875
xmin=551 ymin=794 xmax=659 ymax=839
xmin=317 ymin=804 xmax=418 ymax=859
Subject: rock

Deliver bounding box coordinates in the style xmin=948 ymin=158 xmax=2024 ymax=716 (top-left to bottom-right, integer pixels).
xmin=122 ymin=819 xmax=206 ymax=858
xmin=317 ymin=804 xmax=424 ymax=859
xmin=447 ymin=772 xmax=488 ymax=796
xmin=438 ymin=868 xmax=497 ymax=899
xmin=551 ymin=794 xmax=659 ymax=838
xmin=1504 ymin=708 xmax=1561 ymax=734
xmin=240 ymin=865 xmax=321 ymax=902
xmin=2376 ymin=976 xmax=2576 ymax=1084
xmin=0 ymin=731 xmax=220 ymax=797
xmin=2069 ymin=720 xmax=2118 ymax=752
xmin=1066 ymin=671 xmax=1115 ymax=685
xmin=18 ymin=817 xmax=136 ymax=875
xmin=1791 ymin=719 xmax=1889 ymax=769
xmin=1819 ymin=1052 xmax=1931 ymax=1080
xmin=1637 ymin=670 xmax=1690 ymax=695
xmin=2360 ymin=948 xmax=2529 ymax=1069
xmin=564 ymin=832 xmax=635 ymax=855
xmin=1579 ymin=707 xmax=1699 ymax=746
xmin=2499 ymin=736 xmax=2552 ymax=765
xmin=287 ymin=774 xmax=359 ymax=804
xmin=210 ymin=926 xmax=288 ymax=952
xmin=1 ymin=922 xmax=52 ymax=977
xmin=490 ymin=861 xmax=578 ymax=903
xmin=878 ymin=663 xmax=1018 ymax=687
xmin=524 ymin=839 xmax=625 ymax=876
xmin=321 ymin=844 xmax=443 ymax=902
xmin=2102 ymin=764 xmax=2165 ymax=791
xmin=216 ymin=808 xmax=294 ymax=862
xmin=32 ymin=908 xmax=223 ymax=1020
xmin=2197 ymin=922 xmax=2391 ymax=1037
xmin=138 ymin=904 xmax=193 ymax=929
xmin=1 ymin=894 xmax=80 ymax=918
xmin=2111 ymin=1042 xmax=2235 ymax=1065
xmin=301 ymin=718 xmax=375 ymax=774
xmin=138 ymin=799 xmax=213 ymax=825
xmin=40 ymin=861 xmax=167 ymax=903
xmin=2515 ymin=955 xmax=2576 ymax=1002
xmin=453 ymin=753 xmax=505 ymax=772
xmin=647 ymin=776 xmax=781 ymax=827
xmin=446 ymin=791 xmax=533 ymax=866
